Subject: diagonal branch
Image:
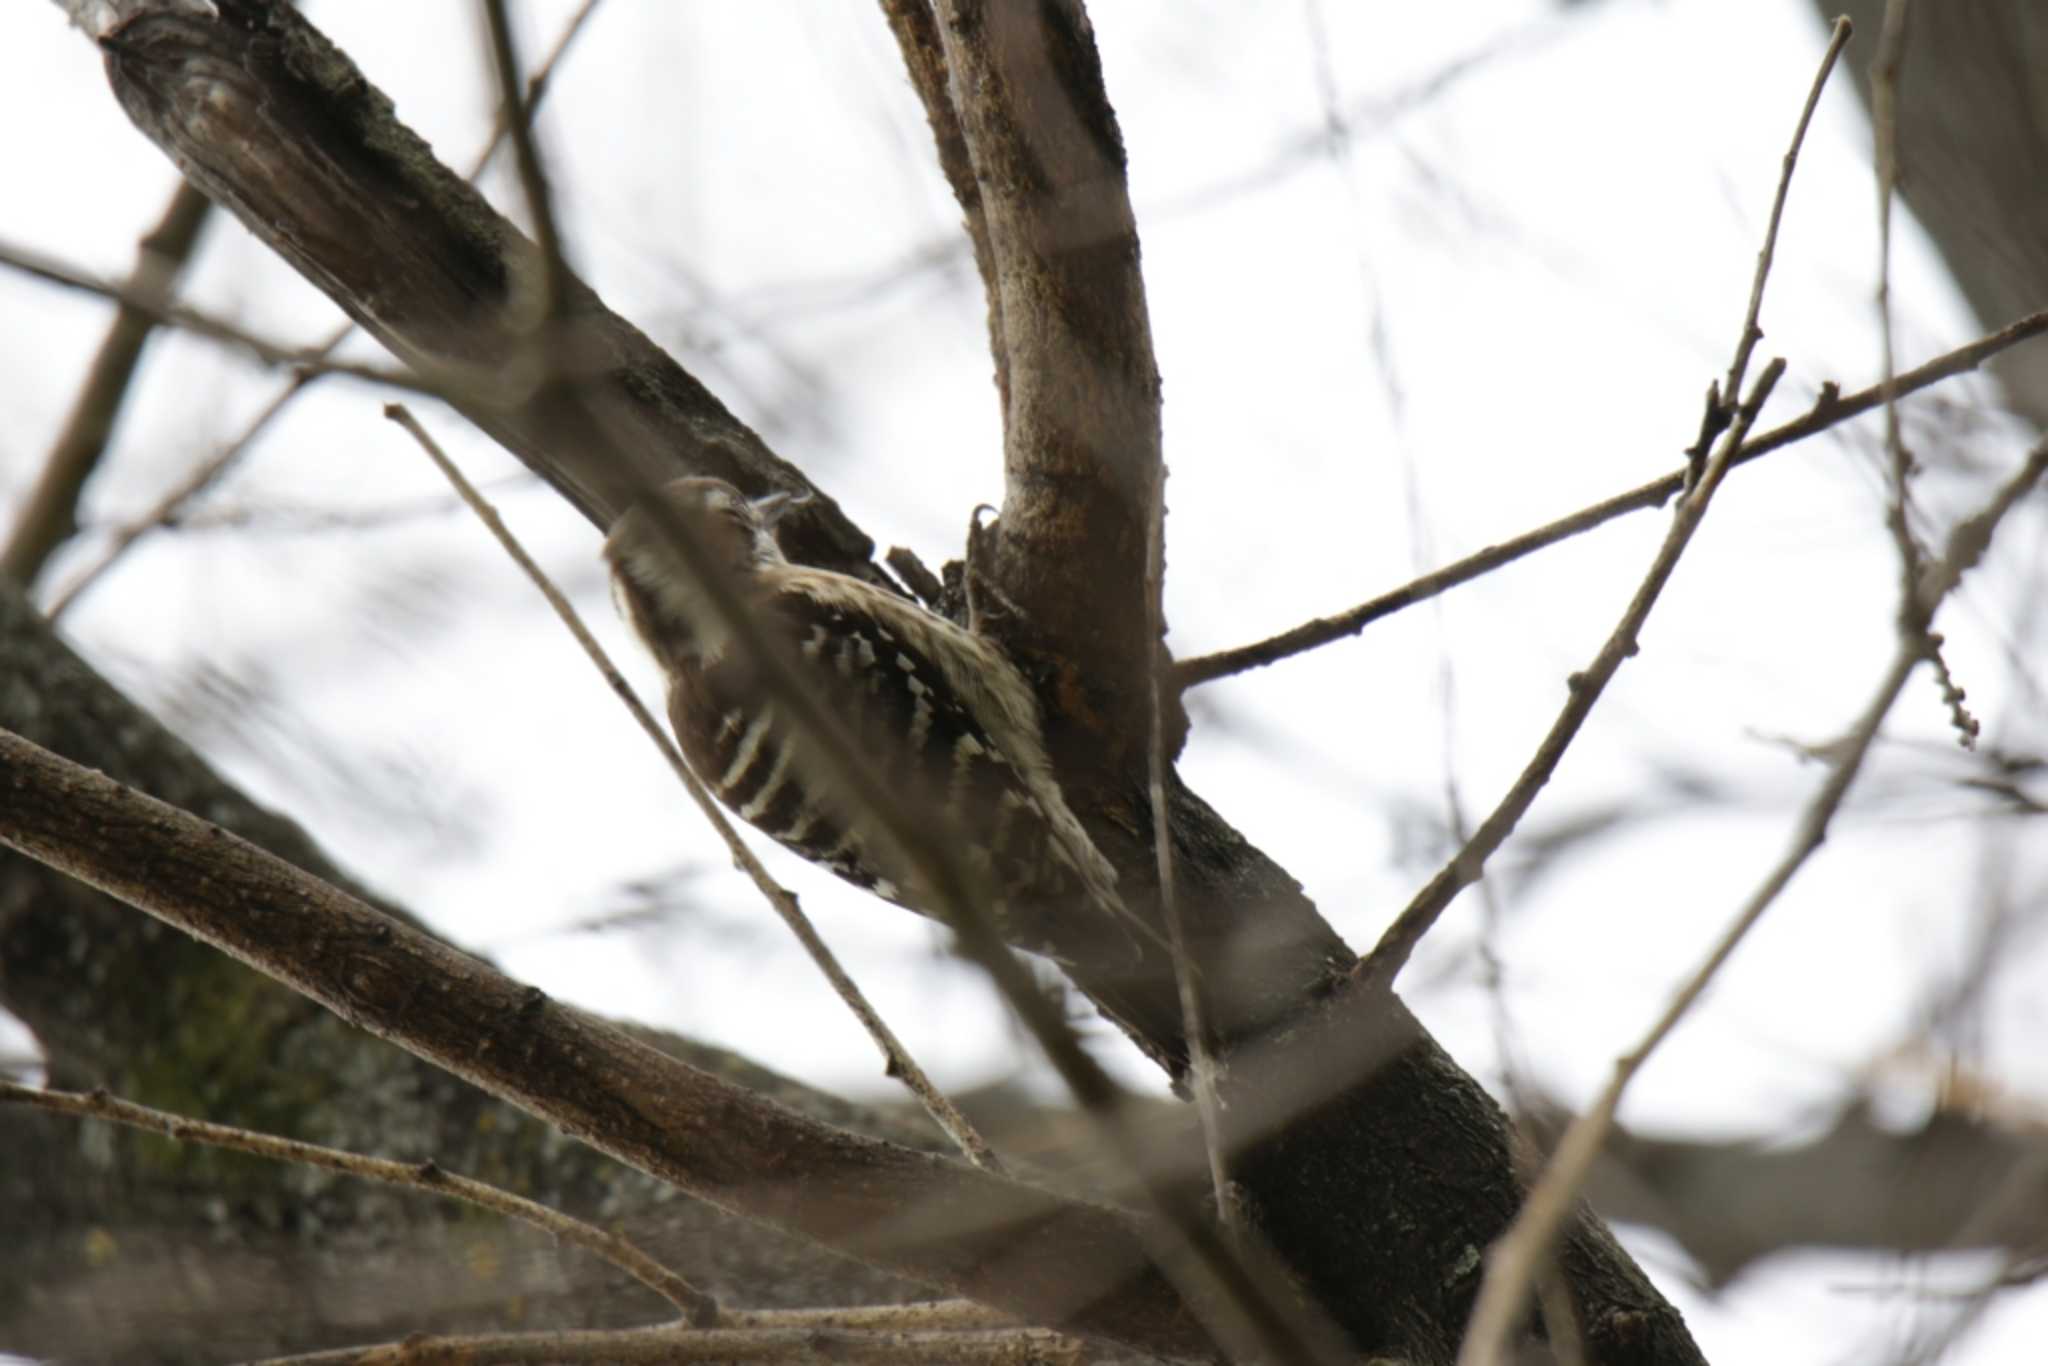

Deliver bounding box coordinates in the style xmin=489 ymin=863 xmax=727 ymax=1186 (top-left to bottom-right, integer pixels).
xmin=1 ymin=183 xmax=211 ymax=587
xmin=0 ymin=723 xmax=1211 ymax=1360
xmin=40 ymin=0 xmax=609 ymax=620
xmin=84 ymin=0 xmax=876 ymax=574
xmin=478 ymin=0 xmax=572 ymax=322
xmin=1358 ymin=359 xmax=1787 ymax=995
xmin=1719 ymin=16 xmax=1853 ymax=423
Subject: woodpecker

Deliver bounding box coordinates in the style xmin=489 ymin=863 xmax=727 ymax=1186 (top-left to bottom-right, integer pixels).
xmin=604 ymin=477 xmax=1126 ymax=945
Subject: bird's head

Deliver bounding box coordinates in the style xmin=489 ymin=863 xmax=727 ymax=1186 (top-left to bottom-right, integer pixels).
xmin=609 ymin=477 xmax=800 ymax=577
xmin=604 ymin=477 xmax=806 ymax=663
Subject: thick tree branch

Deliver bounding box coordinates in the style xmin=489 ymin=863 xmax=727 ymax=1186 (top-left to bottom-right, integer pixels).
xmin=0 ymin=576 xmax=969 ymax=1359
xmin=929 ymin=0 xmax=1165 ymax=760
xmin=0 ymin=724 xmax=1212 ymax=1360
xmin=87 ymin=0 xmax=875 ymax=576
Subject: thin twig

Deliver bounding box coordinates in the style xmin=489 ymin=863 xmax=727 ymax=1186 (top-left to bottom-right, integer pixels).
xmin=140 ymin=478 xmax=530 ymax=534
xmin=1357 ymin=359 xmax=1786 ymax=996
xmin=476 ymin=0 xmax=608 ymax=174
xmin=0 ymin=238 xmax=431 ymax=394
xmin=1872 ymin=0 xmax=1917 ymax=569
xmin=235 ymin=1293 xmax=1068 ymax=1361
xmin=383 ymin=405 xmax=1002 ymax=1173
xmin=1147 ymin=440 xmax=1232 ymax=1232
xmin=242 ymin=1321 xmax=1090 ymax=1366
xmin=1723 ymin=17 xmax=1853 ymax=418
xmin=1869 ymin=0 xmax=1976 ymax=757
xmin=0 ymin=1079 xmax=716 ymax=1324
xmin=1455 ymin=437 xmax=2048 ymax=1366
xmin=478 ymin=0 xmax=569 ymax=321
xmin=722 ymin=1303 xmax=1019 ymax=1332
xmin=1377 ymin=6 xmax=1868 ymax=996
xmin=1174 ymin=307 xmax=2048 ymax=691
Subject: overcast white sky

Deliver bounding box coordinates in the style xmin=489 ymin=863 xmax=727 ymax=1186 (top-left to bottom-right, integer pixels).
xmin=5 ymin=2 xmax=2047 ymax=1361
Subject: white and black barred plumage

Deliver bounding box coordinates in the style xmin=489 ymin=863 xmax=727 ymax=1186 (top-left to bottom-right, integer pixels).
xmin=604 ymin=477 xmax=1123 ymax=936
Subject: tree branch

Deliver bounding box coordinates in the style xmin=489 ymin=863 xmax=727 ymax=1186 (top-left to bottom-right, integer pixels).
xmin=930 ymin=0 xmax=1166 ymax=762
xmin=88 ymin=0 xmax=875 ymax=574
xmin=0 ymin=182 xmax=210 ymax=587
xmin=0 ymin=723 xmax=1211 ymax=1360
xmin=0 ymin=575 xmax=985 ymax=1357
xmin=38 ymin=0 xmax=608 ymax=620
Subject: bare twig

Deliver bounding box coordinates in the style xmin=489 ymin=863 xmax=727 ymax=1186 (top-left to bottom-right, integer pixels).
xmin=0 ymin=1079 xmax=716 ymax=1323
xmin=478 ymin=0 xmax=569 ymax=321
xmin=1456 ymin=437 xmax=2048 ymax=1366
xmin=384 ymin=405 xmax=1000 ymax=1173
xmin=476 ymin=0 xmax=607 ymax=172
xmin=251 ymin=1310 xmax=1076 ymax=1364
xmin=251 ymin=1298 xmax=1041 ymax=1362
xmin=1723 ymin=17 xmax=1853 ymax=418
xmin=1150 ymin=20 xmax=1558 ymax=224
xmin=1353 ymin=26 xmax=1874 ymax=1283
xmin=1868 ymin=0 xmax=1977 ymax=758
xmin=1358 ymin=359 xmax=1787 ymax=996
xmin=244 ymin=1320 xmax=1089 ymax=1366
xmin=1175 ymin=307 xmax=2048 ymax=691
xmin=2 ymin=183 xmax=210 ymax=585
xmin=724 ymin=1302 xmax=1019 ymax=1332
xmin=1147 ymin=437 xmax=1231 ymax=1233
xmin=0 ymin=239 xmax=440 ymax=395
xmin=1872 ymin=0 xmax=1916 ymax=550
